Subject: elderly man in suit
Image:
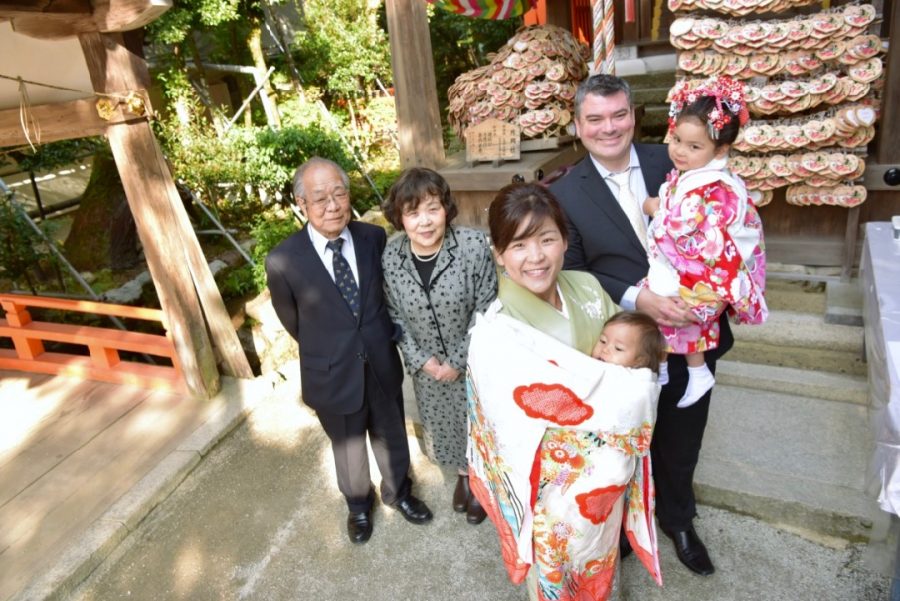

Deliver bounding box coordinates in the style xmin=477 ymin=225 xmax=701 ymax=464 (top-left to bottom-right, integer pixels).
xmin=549 ymin=74 xmax=732 ymax=576
xmin=266 ymin=157 xmax=432 ymax=544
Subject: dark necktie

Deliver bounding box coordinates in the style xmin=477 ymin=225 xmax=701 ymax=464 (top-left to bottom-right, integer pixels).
xmin=326 ymin=238 xmax=360 ymax=319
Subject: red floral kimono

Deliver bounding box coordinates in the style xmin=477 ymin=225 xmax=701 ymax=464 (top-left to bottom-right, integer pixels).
xmin=644 ymin=156 xmax=768 ymax=354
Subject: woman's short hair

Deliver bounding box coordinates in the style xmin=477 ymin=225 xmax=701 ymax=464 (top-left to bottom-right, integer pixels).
xmin=382 ymin=167 xmax=458 ymax=230
xmin=489 ymin=183 xmax=569 ymax=253
xmin=603 ymin=311 xmax=667 ymax=373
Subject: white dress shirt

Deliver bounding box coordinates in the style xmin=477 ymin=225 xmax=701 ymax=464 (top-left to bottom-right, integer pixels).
xmin=588 ymin=146 xmax=650 ymax=310
xmin=307 ymin=224 xmax=360 ymax=284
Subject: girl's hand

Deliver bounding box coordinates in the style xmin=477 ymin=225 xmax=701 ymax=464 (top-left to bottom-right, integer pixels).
xmin=643 ymin=196 xmax=660 ymax=216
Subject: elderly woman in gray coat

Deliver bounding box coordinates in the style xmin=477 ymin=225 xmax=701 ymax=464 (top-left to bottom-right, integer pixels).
xmin=382 ymin=167 xmax=498 ymax=524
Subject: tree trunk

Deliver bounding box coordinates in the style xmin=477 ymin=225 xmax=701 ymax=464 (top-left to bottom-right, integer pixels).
xmin=63 ymin=149 xmax=139 ymax=271
xmin=246 ymin=22 xmax=281 ymax=128
xmin=261 ymin=0 xmax=305 ymax=100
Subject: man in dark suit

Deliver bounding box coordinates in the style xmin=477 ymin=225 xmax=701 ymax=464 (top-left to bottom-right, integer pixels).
xmin=549 ymin=75 xmax=732 ymax=576
xmin=266 ymin=157 xmax=432 ymax=544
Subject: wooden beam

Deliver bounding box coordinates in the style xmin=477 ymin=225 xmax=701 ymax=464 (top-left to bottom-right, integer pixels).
xmin=0 ymin=97 xmax=144 ymax=148
xmin=8 ymin=0 xmax=170 ymax=39
xmin=0 ymin=0 xmax=91 ymax=15
xmin=385 ymin=0 xmax=445 ymax=169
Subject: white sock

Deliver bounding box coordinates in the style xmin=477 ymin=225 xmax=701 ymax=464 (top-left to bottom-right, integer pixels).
xmin=658 ymin=361 xmax=669 ymax=385
xmin=677 ymin=364 xmax=715 ymax=408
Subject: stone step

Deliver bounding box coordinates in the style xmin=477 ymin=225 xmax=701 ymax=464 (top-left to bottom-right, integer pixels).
xmin=765 ymin=279 xmax=827 ymax=315
xmin=697 ymin=383 xmax=884 ymax=542
xmin=730 ymin=310 xmax=866 ymax=377
xmin=716 ymin=360 xmax=868 ymax=405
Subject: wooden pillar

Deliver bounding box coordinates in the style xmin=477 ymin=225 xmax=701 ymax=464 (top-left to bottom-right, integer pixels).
xmin=79 ymin=32 xmax=252 ymax=397
xmin=525 ymin=0 xmax=573 ymax=28
xmin=877 ymin=0 xmax=900 ymax=165
xmin=385 ymin=0 xmax=445 ymax=169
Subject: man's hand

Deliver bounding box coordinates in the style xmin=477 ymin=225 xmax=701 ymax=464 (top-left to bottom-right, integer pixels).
xmin=643 ymin=196 xmax=660 ymax=216
xmin=635 ymin=288 xmax=698 ymax=328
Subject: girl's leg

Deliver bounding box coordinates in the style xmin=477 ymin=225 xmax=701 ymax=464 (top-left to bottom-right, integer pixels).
xmin=678 ymin=351 xmax=715 ymax=408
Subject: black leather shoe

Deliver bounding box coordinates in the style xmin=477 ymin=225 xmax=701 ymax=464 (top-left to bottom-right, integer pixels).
xmin=466 ymin=491 xmax=487 ymax=524
xmin=453 ymin=475 xmax=470 ymax=513
xmin=392 ymin=495 xmax=433 ymax=524
xmin=663 ymin=525 xmax=715 ymax=576
xmin=347 ymin=511 xmax=372 ymax=544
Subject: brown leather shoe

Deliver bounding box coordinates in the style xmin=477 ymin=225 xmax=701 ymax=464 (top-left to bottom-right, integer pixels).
xmin=466 ymin=491 xmax=487 ymax=525
xmin=453 ymin=475 xmax=469 ymax=513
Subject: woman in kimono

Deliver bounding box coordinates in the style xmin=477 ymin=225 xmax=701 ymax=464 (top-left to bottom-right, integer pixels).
xmin=382 ymin=167 xmax=497 ymax=524
xmin=467 ymin=183 xmax=662 ymax=601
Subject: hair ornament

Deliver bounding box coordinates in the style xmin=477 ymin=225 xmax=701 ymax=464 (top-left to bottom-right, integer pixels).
xmin=668 ymin=75 xmax=749 ymax=139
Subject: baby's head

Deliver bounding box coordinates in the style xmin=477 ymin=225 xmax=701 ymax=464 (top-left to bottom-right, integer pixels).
xmin=595 ymin=311 xmax=666 ymax=373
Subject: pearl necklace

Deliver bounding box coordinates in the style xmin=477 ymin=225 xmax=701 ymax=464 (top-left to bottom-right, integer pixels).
xmin=410 ymin=239 xmax=443 ymax=263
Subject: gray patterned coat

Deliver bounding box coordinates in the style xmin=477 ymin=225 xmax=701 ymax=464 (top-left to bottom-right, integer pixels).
xmin=383 ymin=225 xmax=498 ymax=469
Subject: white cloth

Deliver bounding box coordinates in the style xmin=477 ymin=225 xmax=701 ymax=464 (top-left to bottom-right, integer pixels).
xmin=467 ymin=304 xmax=662 ymax=590
xmin=610 ymin=170 xmax=648 ymax=251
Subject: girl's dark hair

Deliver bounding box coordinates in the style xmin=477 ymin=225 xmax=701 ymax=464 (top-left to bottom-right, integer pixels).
xmin=676 ymin=96 xmax=740 ymax=147
xmin=603 ymin=310 xmax=667 ymax=373
xmin=382 ymin=167 xmax=458 ymax=230
xmin=489 ymin=183 xmax=568 ymax=253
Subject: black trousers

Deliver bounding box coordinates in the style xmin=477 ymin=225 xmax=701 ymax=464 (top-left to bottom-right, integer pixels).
xmin=650 ymin=352 xmax=717 ymax=532
xmin=317 ymin=362 xmax=412 ymax=514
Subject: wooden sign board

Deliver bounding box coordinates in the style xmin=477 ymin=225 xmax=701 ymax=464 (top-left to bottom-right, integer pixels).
xmin=465 ymin=119 xmax=521 ymax=163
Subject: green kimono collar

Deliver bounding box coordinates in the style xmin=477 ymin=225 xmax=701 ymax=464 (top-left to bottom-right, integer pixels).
xmin=497 ymin=271 xmax=606 ymax=355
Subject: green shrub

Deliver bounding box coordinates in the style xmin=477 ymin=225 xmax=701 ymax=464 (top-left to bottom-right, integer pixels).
xmin=249 ymin=211 xmax=300 ymax=292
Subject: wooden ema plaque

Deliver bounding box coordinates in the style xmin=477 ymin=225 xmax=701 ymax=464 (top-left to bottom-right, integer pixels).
xmin=465 ymin=119 xmax=521 ymax=165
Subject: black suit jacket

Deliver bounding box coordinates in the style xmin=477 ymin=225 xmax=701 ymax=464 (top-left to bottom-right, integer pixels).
xmin=265 ymin=220 xmax=404 ymax=415
xmin=550 ymin=143 xmax=733 ymax=360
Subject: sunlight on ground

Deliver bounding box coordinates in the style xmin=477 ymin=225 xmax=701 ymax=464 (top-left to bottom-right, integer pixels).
xmin=245 ymin=392 xmax=319 ymax=451
xmin=173 ymin=541 xmax=204 ymax=596
xmin=0 ymin=376 xmax=65 ymax=461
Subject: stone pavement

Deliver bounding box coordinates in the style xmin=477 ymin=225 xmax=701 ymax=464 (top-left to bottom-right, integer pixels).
xmin=64 ymin=364 xmax=889 ymax=601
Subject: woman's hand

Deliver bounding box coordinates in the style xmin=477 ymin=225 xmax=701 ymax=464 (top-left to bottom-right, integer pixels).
xmin=422 ymin=358 xmax=460 ymax=381
xmin=436 ymin=362 xmax=461 ymax=382
xmin=422 ymin=356 xmax=443 ymax=380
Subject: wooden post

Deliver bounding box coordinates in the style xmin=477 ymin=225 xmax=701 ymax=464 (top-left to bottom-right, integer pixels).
xmin=84 ymin=32 xmax=253 ymax=382
xmin=877 ymin=0 xmax=900 ymax=165
xmin=385 ymin=0 xmax=445 ymax=169
xmin=79 ymin=32 xmax=235 ymax=397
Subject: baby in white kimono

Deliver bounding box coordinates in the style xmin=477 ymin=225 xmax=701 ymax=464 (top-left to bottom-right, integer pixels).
xmin=592 ymin=311 xmax=667 ymax=375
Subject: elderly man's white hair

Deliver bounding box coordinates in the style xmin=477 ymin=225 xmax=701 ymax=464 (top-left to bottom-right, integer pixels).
xmin=292 ymin=157 xmax=350 ymax=200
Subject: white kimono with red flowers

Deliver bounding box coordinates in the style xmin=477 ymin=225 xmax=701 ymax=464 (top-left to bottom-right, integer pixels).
xmin=467 ymin=283 xmax=662 ymax=601
xmin=645 ymin=156 xmax=768 ymax=354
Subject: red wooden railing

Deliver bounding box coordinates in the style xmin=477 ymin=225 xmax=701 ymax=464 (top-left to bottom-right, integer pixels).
xmin=0 ymin=294 xmax=186 ymax=393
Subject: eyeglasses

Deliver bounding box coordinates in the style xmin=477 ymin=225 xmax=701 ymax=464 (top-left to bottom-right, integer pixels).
xmin=305 ymin=186 xmax=350 ymax=208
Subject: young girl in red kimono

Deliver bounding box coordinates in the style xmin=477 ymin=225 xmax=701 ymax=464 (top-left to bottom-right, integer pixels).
xmin=643 ymin=75 xmax=768 ymax=408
